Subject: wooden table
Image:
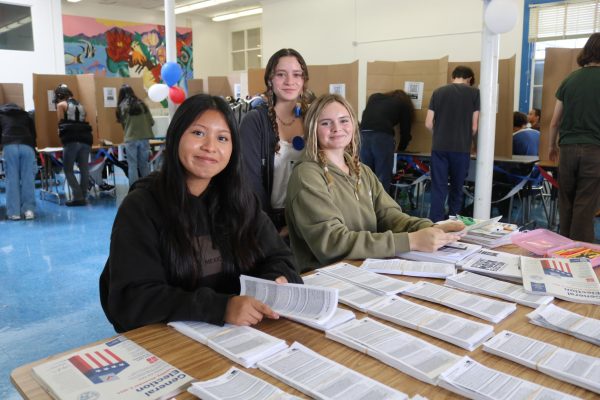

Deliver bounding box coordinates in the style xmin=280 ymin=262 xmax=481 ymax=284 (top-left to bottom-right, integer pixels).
xmin=11 ymin=246 xmax=600 ymax=399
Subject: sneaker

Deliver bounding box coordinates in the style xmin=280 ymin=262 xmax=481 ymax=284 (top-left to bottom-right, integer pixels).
xmin=24 ymin=210 xmax=35 ymax=220
xmin=66 ymin=199 xmax=87 ymax=207
xmin=7 ymin=215 xmax=21 ymax=221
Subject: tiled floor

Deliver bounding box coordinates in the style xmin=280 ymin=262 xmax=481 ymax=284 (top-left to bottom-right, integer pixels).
xmin=1 ymin=182 xmax=599 ymax=400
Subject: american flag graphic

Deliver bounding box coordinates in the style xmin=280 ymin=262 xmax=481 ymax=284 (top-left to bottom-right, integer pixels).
xmin=69 ymin=348 xmax=129 ymax=384
xmin=541 ymin=259 xmax=573 ymax=278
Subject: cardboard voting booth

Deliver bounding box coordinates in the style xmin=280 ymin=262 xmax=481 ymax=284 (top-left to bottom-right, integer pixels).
xmin=32 ymin=74 xmax=98 ymax=149
xmin=540 ymin=48 xmax=581 ymax=162
xmin=187 ymin=79 xmax=204 ymax=96
xmin=247 ymin=61 xmax=359 ymax=114
xmin=0 ymin=83 xmax=25 ymax=109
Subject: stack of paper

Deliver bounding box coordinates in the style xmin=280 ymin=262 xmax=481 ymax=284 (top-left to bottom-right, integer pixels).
xmin=360 ymin=258 xmax=455 ymax=278
xmin=455 ymin=216 xmax=519 ymax=248
xmin=397 ymin=242 xmax=482 ymax=264
xmin=257 ymin=342 xmax=409 ymax=400
xmin=367 ymin=296 xmax=494 ymax=350
xmin=302 ymin=272 xmax=386 ymax=312
xmin=188 ymin=367 xmax=300 ymax=400
xmin=295 ymin=307 xmax=356 ymax=332
xmin=326 ymin=318 xmax=460 ymax=385
xmin=520 ymin=257 xmax=600 ymax=304
xmin=402 ymin=281 xmax=517 ymax=323
xmin=445 ymin=271 xmax=554 ymax=308
xmin=483 ymin=330 xmax=600 ymax=395
xmin=240 ymin=275 xmax=339 ymax=327
xmin=169 ymin=321 xmax=287 ymax=368
xmin=318 ymin=262 xmax=414 ymax=295
xmin=438 ymin=356 xmax=580 ymax=400
xmin=457 ymin=249 xmax=522 ymax=282
xmin=527 ymin=303 xmax=600 ymax=346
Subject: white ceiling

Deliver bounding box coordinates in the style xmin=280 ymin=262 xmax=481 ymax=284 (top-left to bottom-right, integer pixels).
xmin=68 ymin=0 xmax=263 ymax=19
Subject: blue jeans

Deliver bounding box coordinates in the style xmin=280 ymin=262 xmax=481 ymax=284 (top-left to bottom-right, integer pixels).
xmin=125 ymin=139 xmax=150 ymax=185
xmin=4 ymin=144 xmax=36 ymax=216
xmin=360 ymin=130 xmax=395 ymax=192
xmin=63 ymin=142 xmax=91 ymax=201
xmin=429 ymin=150 xmax=470 ymax=222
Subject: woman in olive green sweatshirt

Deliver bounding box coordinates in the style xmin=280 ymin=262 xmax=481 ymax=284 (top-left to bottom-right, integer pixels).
xmin=285 ymin=94 xmax=464 ymax=273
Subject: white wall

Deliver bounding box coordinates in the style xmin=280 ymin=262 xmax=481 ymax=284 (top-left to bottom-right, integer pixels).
xmin=0 ymin=0 xmax=64 ymax=109
xmin=262 ymin=0 xmax=524 ymax=112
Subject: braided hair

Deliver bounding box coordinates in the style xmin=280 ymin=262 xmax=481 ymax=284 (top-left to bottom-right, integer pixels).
xmin=263 ymin=48 xmax=309 ymax=153
xmin=304 ymin=94 xmax=362 ymax=196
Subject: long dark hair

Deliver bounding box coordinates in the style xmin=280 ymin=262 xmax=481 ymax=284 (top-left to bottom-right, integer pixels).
xmin=263 ymin=48 xmax=310 ymax=152
xmin=154 ymin=94 xmax=262 ymax=289
xmin=116 ymin=84 xmax=147 ymax=122
xmin=577 ymin=33 xmax=600 ymax=67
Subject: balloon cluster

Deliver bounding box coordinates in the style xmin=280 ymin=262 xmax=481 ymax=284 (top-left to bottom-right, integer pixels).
xmin=147 ymin=61 xmax=186 ymax=104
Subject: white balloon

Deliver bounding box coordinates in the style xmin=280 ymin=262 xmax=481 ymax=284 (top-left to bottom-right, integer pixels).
xmin=148 ymin=83 xmax=169 ymax=102
xmin=484 ymin=0 xmax=518 ymax=34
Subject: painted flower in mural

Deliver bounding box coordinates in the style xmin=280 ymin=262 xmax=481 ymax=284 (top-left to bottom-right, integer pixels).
xmin=106 ymin=28 xmax=132 ymax=62
xmin=142 ymin=31 xmax=160 ymax=49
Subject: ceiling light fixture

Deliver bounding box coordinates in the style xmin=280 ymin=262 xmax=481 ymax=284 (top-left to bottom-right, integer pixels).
xmin=66 ymin=0 xmax=83 ymax=3
xmin=174 ymin=0 xmax=234 ymax=15
xmin=212 ymin=7 xmax=262 ymax=22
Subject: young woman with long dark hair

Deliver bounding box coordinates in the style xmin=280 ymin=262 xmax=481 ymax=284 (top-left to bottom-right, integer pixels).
xmin=100 ymin=94 xmax=301 ymax=332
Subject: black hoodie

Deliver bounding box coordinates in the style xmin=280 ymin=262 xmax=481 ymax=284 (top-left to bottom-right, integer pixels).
xmin=0 ymin=103 xmax=36 ymax=148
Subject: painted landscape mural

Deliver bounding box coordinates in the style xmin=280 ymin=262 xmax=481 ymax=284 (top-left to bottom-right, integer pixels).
xmin=62 ymin=15 xmax=193 ymax=89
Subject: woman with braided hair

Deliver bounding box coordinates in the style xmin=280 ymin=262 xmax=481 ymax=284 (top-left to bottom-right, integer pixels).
xmin=240 ymin=48 xmax=310 ymax=236
xmin=286 ymin=94 xmax=464 ymax=273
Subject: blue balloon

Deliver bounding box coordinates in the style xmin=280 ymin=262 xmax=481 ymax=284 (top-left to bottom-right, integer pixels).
xmin=161 ymin=62 xmax=182 ymax=87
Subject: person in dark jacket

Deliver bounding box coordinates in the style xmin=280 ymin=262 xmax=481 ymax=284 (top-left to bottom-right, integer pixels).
xmin=0 ymin=103 xmax=37 ymax=220
xmin=360 ymin=90 xmax=415 ymax=192
xmin=239 ymin=49 xmax=310 ymax=235
xmin=54 ymin=84 xmax=93 ymax=206
xmin=99 ymin=94 xmax=302 ymax=333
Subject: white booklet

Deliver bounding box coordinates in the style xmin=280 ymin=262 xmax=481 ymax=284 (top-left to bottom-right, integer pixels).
xmin=445 ymin=271 xmax=554 ymax=308
xmin=240 ymin=275 xmax=338 ymax=326
xmin=289 ymin=307 xmax=356 ymax=332
xmin=438 ymin=356 xmax=580 ymax=400
xmin=402 ymin=281 xmax=517 ymax=323
xmin=457 ymin=249 xmax=522 ymax=282
xmin=366 ymin=295 xmax=494 ymax=351
xmin=483 ymin=330 xmax=600 ymax=395
xmin=520 ymin=257 xmax=600 ymax=304
xmin=302 ymin=272 xmax=386 ymax=312
xmin=187 ymin=367 xmax=300 ymax=400
xmin=527 ymin=303 xmax=600 ymax=346
xmin=397 ymin=242 xmax=482 ymax=264
xmin=360 ymin=258 xmax=455 ymax=278
xmin=317 ymin=262 xmax=413 ymax=295
xmin=326 ymin=318 xmax=460 ymax=385
xmin=257 ymin=341 xmax=409 ymax=400
xmin=32 ymin=336 xmax=193 ymax=400
xmin=168 ymin=321 xmax=287 ymax=368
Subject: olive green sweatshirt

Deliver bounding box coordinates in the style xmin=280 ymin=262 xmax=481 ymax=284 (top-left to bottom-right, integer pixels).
xmin=285 ymin=155 xmax=433 ymax=273
xmin=120 ymin=108 xmax=155 ymax=142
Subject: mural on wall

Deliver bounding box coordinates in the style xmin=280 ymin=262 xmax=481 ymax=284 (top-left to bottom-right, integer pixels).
xmin=62 ymin=15 xmax=192 ymax=90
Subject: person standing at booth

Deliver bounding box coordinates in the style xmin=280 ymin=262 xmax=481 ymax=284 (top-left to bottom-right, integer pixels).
xmin=116 ymin=84 xmax=154 ymax=185
xmin=359 ymin=90 xmax=415 ymax=192
xmin=54 ymin=84 xmax=93 ymax=207
xmin=0 ymin=103 xmax=37 ymax=220
xmin=240 ymin=49 xmax=310 ymax=237
xmin=425 ymin=66 xmax=480 ymax=222
xmin=549 ymin=33 xmax=600 ymax=243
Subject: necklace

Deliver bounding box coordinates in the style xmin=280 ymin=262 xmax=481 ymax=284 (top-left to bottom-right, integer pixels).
xmin=276 ymin=114 xmax=296 ymax=127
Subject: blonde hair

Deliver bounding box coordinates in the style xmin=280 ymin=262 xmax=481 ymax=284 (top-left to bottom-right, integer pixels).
xmin=304 ymin=94 xmax=362 ymax=194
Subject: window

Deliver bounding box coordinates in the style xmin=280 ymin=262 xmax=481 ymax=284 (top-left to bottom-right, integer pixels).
xmin=521 ymin=0 xmax=598 ymax=111
xmin=0 ymin=3 xmax=34 ymax=51
xmin=231 ymin=28 xmax=261 ymax=71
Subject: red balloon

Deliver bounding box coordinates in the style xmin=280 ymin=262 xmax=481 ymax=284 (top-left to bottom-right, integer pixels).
xmin=169 ymin=86 xmax=186 ymax=104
